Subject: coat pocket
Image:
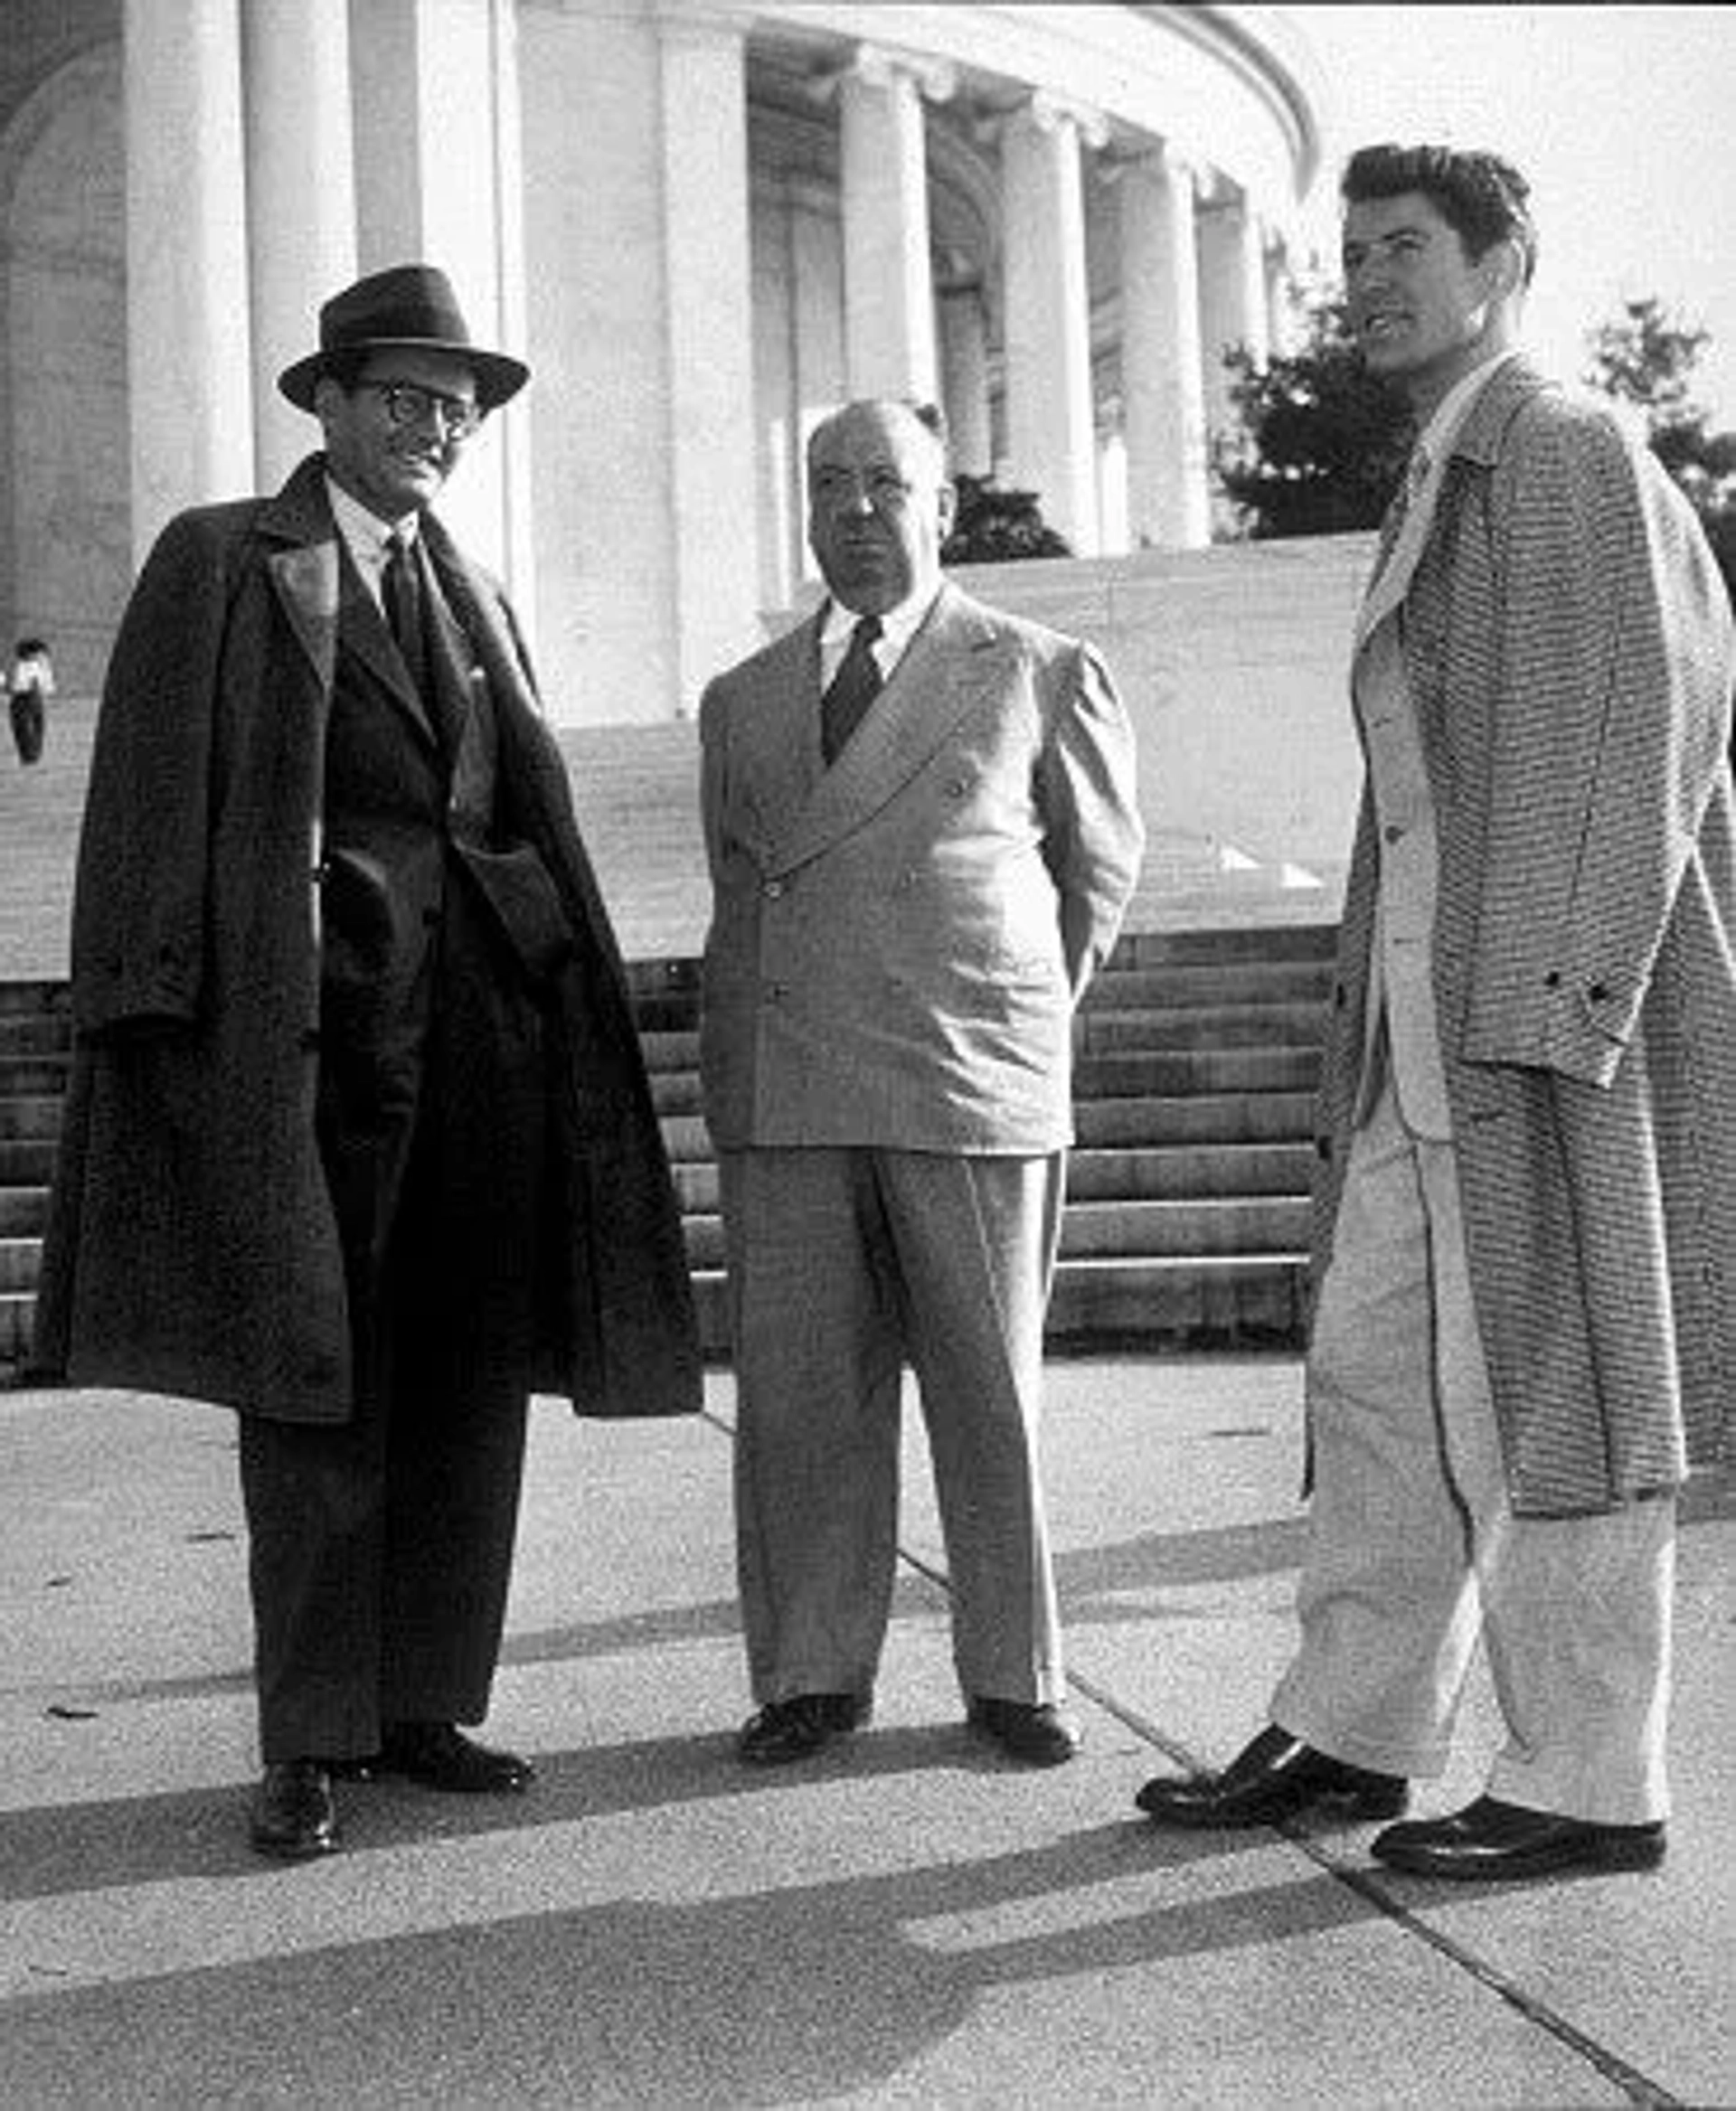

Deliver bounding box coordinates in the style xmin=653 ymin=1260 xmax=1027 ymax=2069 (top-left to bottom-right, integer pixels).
xmin=452 ymin=839 xmax=575 ymax=985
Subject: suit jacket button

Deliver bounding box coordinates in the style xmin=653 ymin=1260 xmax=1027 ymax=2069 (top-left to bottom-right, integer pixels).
xmin=764 ymin=880 xmax=784 ymax=900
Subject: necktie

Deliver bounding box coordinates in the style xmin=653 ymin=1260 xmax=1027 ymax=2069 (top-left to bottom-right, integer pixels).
xmin=820 ymin=614 xmax=884 ymax=766
xmin=382 ymin=530 xmax=428 ymax=694
xmin=1373 ymin=445 xmax=1429 ymax=576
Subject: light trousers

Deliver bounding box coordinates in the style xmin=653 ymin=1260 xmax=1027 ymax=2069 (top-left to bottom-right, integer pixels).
xmin=1272 ymin=1079 xmax=1674 ymax=1824
xmin=722 ymin=1145 xmax=1066 ymax=1710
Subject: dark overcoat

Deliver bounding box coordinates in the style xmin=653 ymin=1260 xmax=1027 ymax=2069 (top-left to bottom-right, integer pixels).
xmin=33 ymin=455 xmax=703 ymax=1427
xmin=1313 ymin=362 xmax=1736 ymax=1514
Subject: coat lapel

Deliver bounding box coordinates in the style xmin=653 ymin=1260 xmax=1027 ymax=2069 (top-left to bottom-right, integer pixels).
xmin=1355 ymin=359 xmax=1552 ymax=658
xmin=259 ymin=453 xmax=440 ymax=750
xmin=770 ymin=585 xmax=1007 ymax=875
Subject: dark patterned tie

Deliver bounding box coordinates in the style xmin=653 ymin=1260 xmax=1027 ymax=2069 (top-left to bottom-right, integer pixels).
xmin=382 ymin=529 xmax=428 ymax=694
xmin=820 ymin=614 xmax=884 ymax=766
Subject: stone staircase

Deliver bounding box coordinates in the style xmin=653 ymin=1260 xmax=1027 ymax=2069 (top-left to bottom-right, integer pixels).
xmin=0 ymin=921 xmax=1332 ymax=1369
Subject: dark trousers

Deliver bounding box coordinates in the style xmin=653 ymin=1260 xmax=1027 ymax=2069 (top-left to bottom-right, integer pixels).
xmin=9 ymin=689 xmax=43 ymax=764
xmin=240 ymin=875 xmax=556 ymax=1763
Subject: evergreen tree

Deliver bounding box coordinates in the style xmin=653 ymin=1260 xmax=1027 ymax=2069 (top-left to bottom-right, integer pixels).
xmin=1213 ymin=291 xmax=1412 ymax=539
xmin=940 ymin=474 xmax=1072 ymax=564
xmin=1582 ymin=297 xmax=1736 ymax=603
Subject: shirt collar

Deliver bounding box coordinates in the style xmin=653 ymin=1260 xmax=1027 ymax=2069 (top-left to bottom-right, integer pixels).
xmin=819 ymin=585 xmax=939 ymax=660
xmin=325 ymin=472 xmax=419 ymax=573
xmin=1412 ymin=346 xmax=1524 ymax=475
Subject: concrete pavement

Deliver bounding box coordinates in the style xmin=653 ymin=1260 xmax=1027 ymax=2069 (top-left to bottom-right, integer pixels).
xmin=3 ymin=1360 xmax=1732 ymax=2108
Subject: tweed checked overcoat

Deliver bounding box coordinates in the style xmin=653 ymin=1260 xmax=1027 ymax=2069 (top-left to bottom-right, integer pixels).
xmin=1313 ymin=360 xmax=1736 ymax=1515
xmin=34 ymin=456 xmax=702 ymax=1428
xmin=697 ymin=581 xmax=1145 ymax=1152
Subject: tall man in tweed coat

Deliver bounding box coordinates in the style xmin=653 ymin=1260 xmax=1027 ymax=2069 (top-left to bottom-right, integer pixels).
xmin=35 ymin=267 xmax=703 ymax=1859
xmin=699 ymin=400 xmax=1144 ymax=1768
xmin=1137 ymin=146 xmax=1736 ymax=1879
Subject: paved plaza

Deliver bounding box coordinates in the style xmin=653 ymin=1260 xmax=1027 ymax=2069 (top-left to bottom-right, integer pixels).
xmin=3 ymin=1360 xmax=1732 ymax=2106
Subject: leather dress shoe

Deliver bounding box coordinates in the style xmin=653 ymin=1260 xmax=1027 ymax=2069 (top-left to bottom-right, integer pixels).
xmin=250 ymin=1759 xmax=339 ymax=1860
xmin=738 ymin=1692 xmax=870 ymax=1765
xmin=376 ymin=1721 xmax=534 ymax=1794
xmin=1136 ymin=1723 xmax=1408 ymax=1829
xmin=967 ymin=1696 xmax=1082 ymax=1767
xmin=1372 ymin=1795 xmax=1666 ymax=1880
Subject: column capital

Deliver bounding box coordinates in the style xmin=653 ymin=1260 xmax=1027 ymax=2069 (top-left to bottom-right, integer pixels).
xmin=1021 ymin=89 xmax=1109 ymax=152
xmin=807 ymin=41 xmax=955 ymax=106
xmin=1101 ymin=137 xmax=1201 ymax=193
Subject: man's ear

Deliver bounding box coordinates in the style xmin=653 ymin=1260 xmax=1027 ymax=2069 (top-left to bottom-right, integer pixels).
xmin=1483 ymin=237 xmax=1524 ymax=305
xmin=937 ymin=478 xmax=958 ymax=538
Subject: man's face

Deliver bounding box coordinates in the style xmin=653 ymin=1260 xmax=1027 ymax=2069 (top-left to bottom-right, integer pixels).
xmin=807 ymin=403 xmax=955 ymax=617
xmin=316 ymin=348 xmax=483 ymax=523
xmin=1342 ymin=191 xmax=1516 ymax=412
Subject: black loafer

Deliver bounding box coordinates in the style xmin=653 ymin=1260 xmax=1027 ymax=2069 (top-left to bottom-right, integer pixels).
xmin=738 ymin=1692 xmax=870 ymax=1765
xmin=377 ymin=1721 xmax=534 ymax=1794
xmin=967 ymin=1696 xmax=1082 ymax=1767
xmin=1372 ymin=1795 xmax=1666 ymax=1880
xmin=250 ymin=1759 xmax=339 ymax=1860
xmin=1137 ymin=1723 xmax=1408 ymax=1828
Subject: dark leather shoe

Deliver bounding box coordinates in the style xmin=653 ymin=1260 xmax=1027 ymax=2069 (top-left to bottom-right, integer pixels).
xmin=1137 ymin=1723 xmax=1408 ymax=1828
xmin=738 ymin=1692 xmax=870 ymax=1765
xmin=967 ymin=1696 xmax=1082 ymax=1767
xmin=377 ymin=1721 xmax=534 ymax=1794
xmin=1372 ymin=1795 xmax=1666 ymax=1880
xmin=250 ymin=1759 xmax=339 ymax=1860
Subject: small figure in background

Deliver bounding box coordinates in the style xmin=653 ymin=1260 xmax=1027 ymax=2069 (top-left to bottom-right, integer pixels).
xmin=8 ymin=636 xmax=53 ymax=765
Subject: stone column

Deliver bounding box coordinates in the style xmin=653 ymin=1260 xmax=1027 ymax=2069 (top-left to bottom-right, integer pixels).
xmin=1196 ymin=187 xmax=1269 ymax=447
xmin=999 ymin=91 xmax=1104 ymax=556
xmin=938 ymin=282 xmax=993 ymax=477
xmin=241 ymin=0 xmax=357 ymax=493
xmin=123 ymin=0 xmax=252 ymax=557
xmin=657 ymin=6 xmax=759 ymax=713
xmin=836 ymin=45 xmax=952 ymax=401
xmin=347 ymin=0 xmax=525 ymax=583
xmin=1117 ymin=145 xmax=1209 ymax=549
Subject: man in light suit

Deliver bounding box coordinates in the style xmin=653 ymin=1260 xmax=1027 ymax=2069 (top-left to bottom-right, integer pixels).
xmin=1137 ymin=146 xmax=1736 ymax=1879
xmin=699 ymin=399 xmax=1144 ymax=1767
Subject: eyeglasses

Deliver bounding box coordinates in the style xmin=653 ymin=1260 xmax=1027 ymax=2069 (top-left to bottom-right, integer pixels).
xmin=362 ymin=380 xmax=485 ymax=439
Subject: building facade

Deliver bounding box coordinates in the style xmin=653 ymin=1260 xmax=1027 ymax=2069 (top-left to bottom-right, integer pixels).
xmin=0 ymin=0 xmax=1323 ymax=719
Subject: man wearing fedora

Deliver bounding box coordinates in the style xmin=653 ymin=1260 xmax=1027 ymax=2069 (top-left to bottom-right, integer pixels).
xmin=34 ymin=264 xmax=703 ymax=1858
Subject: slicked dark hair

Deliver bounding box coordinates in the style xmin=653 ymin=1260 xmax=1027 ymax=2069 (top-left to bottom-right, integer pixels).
xmin=1343 ymin=144 xmax=1538 ymax=287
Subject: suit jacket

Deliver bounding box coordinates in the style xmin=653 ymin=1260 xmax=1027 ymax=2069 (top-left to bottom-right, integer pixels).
xmin=34 ymin=454 xmax=702 ymax=1427
xmin=697 ymin=581 xmax=1145 ymax=1152
xmin=1311 ymin=361 xmax=1736 ymax=1513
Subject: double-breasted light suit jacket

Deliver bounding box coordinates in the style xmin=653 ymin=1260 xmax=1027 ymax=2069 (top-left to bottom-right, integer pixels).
xmin=1312 ymin=361 xmax=1736 ymax=1514
xmin=698 ymin=582 xmax=1145 ymax=1154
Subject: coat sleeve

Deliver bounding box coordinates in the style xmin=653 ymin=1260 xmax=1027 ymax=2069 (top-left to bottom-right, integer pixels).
xmin=1036 ymin=642 xmax=1146 ymax=997
xmin=71 ymin=511 xmax=239 ymax=1040
xmin=1459 ymin=409 xmax=1735 ymax=1087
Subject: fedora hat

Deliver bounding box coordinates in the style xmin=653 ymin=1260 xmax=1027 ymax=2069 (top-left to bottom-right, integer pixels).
xmin=278 ymin=263 xmax=529 ymax=412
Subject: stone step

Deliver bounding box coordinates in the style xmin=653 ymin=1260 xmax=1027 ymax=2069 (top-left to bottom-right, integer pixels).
xmin=683 ymin=1252 xmax=1310 ymax=1357
xmin=0 ymin=1053 xmax=71 ymax=1097
xmin=0 ymin=1188 xmax=48 ymax=1237
xmin=669 ymin=1141 xmax=1314 ymax=1218
xmin=0 ymin=1009 xmax=71 ymax=1052
xmin=0 ymin=1097 xmax=64 ymax=1144
xmin=1076 ymin=1001 xmax=1327 ymax=1052
xmin=1076 ymin=1045 xmax=1321 ymax=1099
xmin=677 ymin=1193 xmax=1307 ymax=1273
xmin=1074 ymin=1092 xmax=1316 ymax=1148
xmin=0 ymin=1237 xmax=42 ymax=1294
xmin=0 ymin=1137 xmax=59 ymax=1185
xmin=1084 ymin=960 xmax=1334 ymax=1011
